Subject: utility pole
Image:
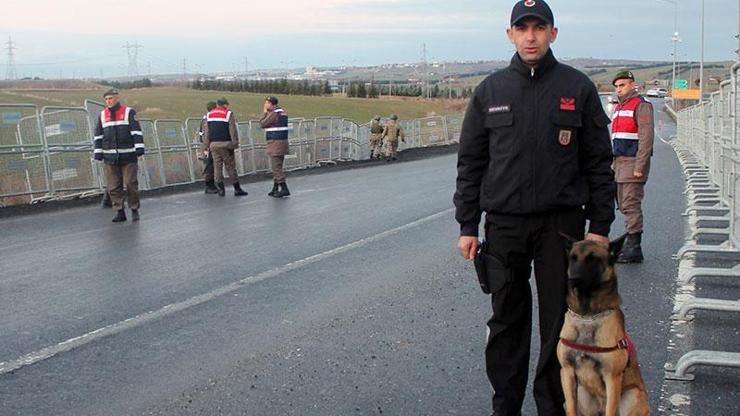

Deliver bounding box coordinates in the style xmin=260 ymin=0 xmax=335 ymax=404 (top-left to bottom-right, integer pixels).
xmin=244 ymin=56 xmax=249 ymax=78
xmin=182 ymin=57 xmax=188 ymax=78
xmin=656 ymin=0 xmax=679 ymax=92
xmin=699 ymin=0 xmax=705 ymax=100
xmin=122 ymin=41 xmax=143 ymax=78
xmin=5 ymin=36 xmax=18 ymax=80
xmin=421 ymin=43 xmax=429 ymax=99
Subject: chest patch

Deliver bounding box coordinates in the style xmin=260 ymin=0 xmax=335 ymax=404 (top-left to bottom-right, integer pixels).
xmin=559 ymin=129 xmax=572 ymax=146
xmin=488 ymin=105 xmax=511 ymax=114
xmin=560 ymin=98 xmax=576 ymax=111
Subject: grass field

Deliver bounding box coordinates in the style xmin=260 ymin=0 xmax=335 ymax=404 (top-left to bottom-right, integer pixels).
xmin=0 ymin=87 xmax=465 ymax=123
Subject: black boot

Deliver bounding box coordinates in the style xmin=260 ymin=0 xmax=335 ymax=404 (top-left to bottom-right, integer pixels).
xmin=101 ymin=192 xmax=112 ymax=208
xmin=131 ymin=209 xmax=140 ymax=222
xmin=112 ymin=209 xmax=126 ymax=223
xmin=617 ymin=233 xmax=644 ymax=263
xmin=204 ymin=181 xmax=219 ymax=194
xmin=268 ymin=182 xmax=279 ymax=197
xmin=275 ymin=182 xmax=290 ymax=198
xmin=216 ymin=182 xmax=226 ymax=197
xmin=233 ymin=182 xmax=248 ymax=196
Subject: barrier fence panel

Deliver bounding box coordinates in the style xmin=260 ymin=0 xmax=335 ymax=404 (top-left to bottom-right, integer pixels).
xmin=185 ymin=117 xmax=207 ymax=181
xmin=235 ymin=122 xmax=255 ymax=176
xmin=340 ymin=119 xmax=358 ymax=161
xmin=84 ymin=100 xmax=107 ymax=190
xmin=298 ymin=120 xmax=316 ymax=166
xmin=138 ymin=119 xmax=163 ymax=190
xmin=0 ymin=104 xmax=48 ymax=205
xmin=248 ymin=121 xmax=270 ymax=173
xmin=154 ymin=119 xmax=194 ymax=186
xmin=446 ymin=115 xmax=462 ymax=143
xmin=40 ymin=107 xmax=98 ymax=197
xmin=314 ymin=117 xmax=334 ymax=162
xmin=419 ymin=116 xmax=449 ymax=147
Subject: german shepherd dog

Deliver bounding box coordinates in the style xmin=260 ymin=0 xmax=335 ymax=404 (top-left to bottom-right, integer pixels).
xmin=556 ymin=236 xmax=650 ymax=416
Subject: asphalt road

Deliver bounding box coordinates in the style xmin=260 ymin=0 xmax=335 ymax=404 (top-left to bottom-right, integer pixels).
xmin=0 ymin=98 xmax=729 ymax=415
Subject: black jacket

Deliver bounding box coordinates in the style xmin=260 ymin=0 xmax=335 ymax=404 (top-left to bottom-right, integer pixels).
xmin=93 ymin=103 xmax=144 ymax=165
xmin=453 ymin=50 xmax=615 ymax=237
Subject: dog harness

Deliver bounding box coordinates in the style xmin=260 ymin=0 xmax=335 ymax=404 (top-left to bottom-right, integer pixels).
xmin=560 ymin=309 xmax=636 ymax=361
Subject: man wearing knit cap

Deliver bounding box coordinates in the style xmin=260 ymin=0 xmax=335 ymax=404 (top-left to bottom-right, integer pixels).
xmin=453 ymin=1 xmax=615 ymax=414
xmin=611 ymin=70 xmax=654 ymax=263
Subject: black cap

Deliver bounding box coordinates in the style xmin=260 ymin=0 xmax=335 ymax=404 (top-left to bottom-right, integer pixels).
xmin=511 ymin=0 xmax=554 ymax=27
xmin=265 ymin=96 xmax=278 ymax=105
xmin=103 ymin=88 xmax=119 ymax=97
xmin=612 ymin=70 xmax=635 ymax=85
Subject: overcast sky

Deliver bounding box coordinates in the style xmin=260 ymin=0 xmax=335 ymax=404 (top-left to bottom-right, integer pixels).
xmin=1 ymin=0 xmax=737 ymax=78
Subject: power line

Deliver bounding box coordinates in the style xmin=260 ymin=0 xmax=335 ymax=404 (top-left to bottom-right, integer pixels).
xmin=5 ymin=36 xmax=18 ymax=80
xmin=122 ymin=41 xmax=143 ymax=77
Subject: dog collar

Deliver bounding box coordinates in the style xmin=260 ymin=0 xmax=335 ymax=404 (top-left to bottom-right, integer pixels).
xmin=566 ymin=308 xmax=615 ymax=322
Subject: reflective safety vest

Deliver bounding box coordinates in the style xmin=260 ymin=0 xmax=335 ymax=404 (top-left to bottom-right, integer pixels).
xmin=93 ymin=104 xmax=144 ymax=164
xmin=265 ymin=108 xmax=289 ymax=140
xmin=611 ymin=96 xmax=644 ymax=157
xmin=207 ymin=106 xmax=232 ymax=142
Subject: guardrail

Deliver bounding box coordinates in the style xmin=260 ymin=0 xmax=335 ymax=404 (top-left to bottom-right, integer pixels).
xmin=0 ymin=100 xmax=462 ymax=207
xmin=665 ymin=62 xmax=740 ymax=381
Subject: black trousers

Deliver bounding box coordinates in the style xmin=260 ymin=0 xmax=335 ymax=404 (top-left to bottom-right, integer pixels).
xmin=483 ymin=208 xmax=585 ymax=416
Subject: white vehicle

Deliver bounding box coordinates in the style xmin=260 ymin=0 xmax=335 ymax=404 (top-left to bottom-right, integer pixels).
xmin=646 ymin=88 xmax=668 ymax=98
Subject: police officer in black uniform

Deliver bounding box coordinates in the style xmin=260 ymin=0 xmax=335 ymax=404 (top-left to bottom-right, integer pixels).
xmin=453 ymin=1 xmax=615 ymax=415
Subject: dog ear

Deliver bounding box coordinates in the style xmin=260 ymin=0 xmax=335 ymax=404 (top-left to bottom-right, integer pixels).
xmin=608 ymin=234 xmax=628 ymax=264
xmin=559 ymin=232 xmax=578 ymax=254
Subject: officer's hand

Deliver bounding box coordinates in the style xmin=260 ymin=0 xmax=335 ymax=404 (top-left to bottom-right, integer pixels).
xmin=458 ymin=236 xmax=479 ymax=260
xmin=585 ymin=233 xmax=609 ymax=247
xmin=633 ymin=170 xmax=644 ymax=178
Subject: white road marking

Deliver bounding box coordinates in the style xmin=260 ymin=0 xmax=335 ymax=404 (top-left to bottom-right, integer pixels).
xmin=0 ymin=208 xmax=454 ymax=376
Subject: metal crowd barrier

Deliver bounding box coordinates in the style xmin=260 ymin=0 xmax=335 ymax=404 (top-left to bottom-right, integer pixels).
xmin=665 ymin=62 xmax=740 ymax=381
xmin=0 ymin=101 xmax=463 ymax=207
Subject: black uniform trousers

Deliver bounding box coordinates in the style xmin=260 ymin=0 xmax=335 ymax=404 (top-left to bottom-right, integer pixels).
xmin=483 ymin=208 xmax=585 ymax=416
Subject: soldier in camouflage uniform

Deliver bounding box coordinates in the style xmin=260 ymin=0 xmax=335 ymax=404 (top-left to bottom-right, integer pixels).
xmin=382 ymin=114 xmax=405 ymax=161
xmin=369 ymin=115 xmax=384 ymax=158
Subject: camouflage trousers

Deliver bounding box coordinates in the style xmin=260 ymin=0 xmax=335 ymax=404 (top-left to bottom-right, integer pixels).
xmin=369 ymin=134 xmax=383 ymax=158
xmin=617 ymin=182 xmax=645 ymax=234
xmin=385 ymin=139 xmax=399 ymax=157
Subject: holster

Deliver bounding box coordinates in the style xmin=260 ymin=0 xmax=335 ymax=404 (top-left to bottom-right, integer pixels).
xmin=474 ymin=240 xmax=521 ymax=295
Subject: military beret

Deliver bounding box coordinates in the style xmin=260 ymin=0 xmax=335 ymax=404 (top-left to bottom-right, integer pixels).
xmin=103 ymin=88 xmax=119 ymax=97
xmin=613 ymin=70 xmax=635 ymax=85
xmin=217 ymin=97 xmax=229 ymax=106
xmin=206 ymin=101 xmax=217 ymax=110
xmin=265 ymin=96 xmax=279 ymax=105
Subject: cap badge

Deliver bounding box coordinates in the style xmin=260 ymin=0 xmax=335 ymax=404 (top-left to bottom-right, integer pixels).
xmin=524 ymin=0 xmax=536 ymax=7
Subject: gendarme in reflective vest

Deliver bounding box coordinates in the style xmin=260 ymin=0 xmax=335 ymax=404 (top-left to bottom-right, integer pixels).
xmin=265 ymin=107 xmax=289 ymax=140
xmin=206 ymin=106 xmax=232 ymax=142
xmin=611 ymin=96 xmax=645 ymax=157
